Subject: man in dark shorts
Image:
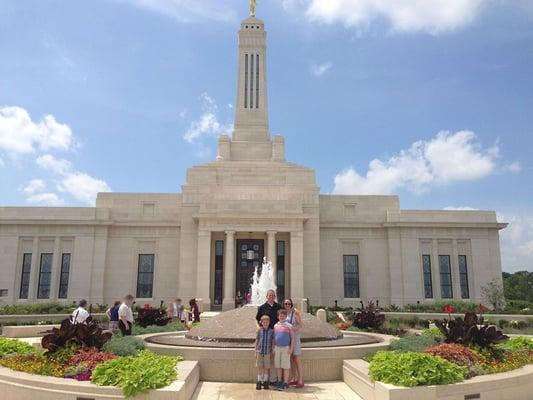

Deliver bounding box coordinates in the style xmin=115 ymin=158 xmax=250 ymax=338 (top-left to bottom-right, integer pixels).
xmin=256 ymin=289 xmax=282 ymax=329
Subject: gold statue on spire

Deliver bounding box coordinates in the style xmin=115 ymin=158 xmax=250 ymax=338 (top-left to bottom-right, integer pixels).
xmin=250 ymin=0 xmax=257 ymax=16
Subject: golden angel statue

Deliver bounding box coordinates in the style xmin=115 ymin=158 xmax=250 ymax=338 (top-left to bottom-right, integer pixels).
xmin=250 ymin=0 xmax=257 ymax=16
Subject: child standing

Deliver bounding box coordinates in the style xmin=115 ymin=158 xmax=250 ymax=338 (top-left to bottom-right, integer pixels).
xmin=273 ymin=309 xmax=294 ymax=391
xmin=255 ymin=315 xmax=274 ymax=390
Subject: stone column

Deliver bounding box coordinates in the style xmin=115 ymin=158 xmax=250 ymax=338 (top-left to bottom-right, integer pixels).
xmin=196 ymin=229 xmax=212 ymax=311
xmin=222 ymin=230 xmax=236 ymax=310
xmin=290 ymin=231 xmax=304 ymax=301
xmin=267 ymin=230 xmax=277 ymax=276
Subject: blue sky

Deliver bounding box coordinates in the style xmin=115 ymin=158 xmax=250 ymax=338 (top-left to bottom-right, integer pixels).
xmin=0 ymin=0 xmax=532 ymax=272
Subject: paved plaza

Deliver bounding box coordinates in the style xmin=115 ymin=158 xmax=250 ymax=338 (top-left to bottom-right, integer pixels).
xmin=192 ymin=381 xmax=362 ymax=400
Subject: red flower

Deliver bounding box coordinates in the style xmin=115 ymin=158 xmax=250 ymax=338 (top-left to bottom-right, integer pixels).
xmin=143 ymin=303 xmax=150 ymax=310
xmin=478 ymin=304 xmax=488 ymax=313
xmin=444 ymin=305 xmax=455 ymax=315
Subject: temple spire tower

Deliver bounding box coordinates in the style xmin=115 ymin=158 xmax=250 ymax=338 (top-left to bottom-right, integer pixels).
xmin=216 ymin=5 xmax=285 ymax=162
xmin=233 ymin=14 xmax=269 ymax=142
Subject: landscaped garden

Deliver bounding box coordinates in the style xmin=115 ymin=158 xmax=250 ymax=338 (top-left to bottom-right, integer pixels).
xmin=331 ymin=301 xmax=533 ymax=388
xmin=0 ymin=305 xmax=187 ymax=397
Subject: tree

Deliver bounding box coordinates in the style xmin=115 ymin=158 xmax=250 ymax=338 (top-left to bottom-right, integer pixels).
xmin=502 ymin=271 xmax=533 ymax=302
xmin=481 ymin=279 xmax=505 ymax=311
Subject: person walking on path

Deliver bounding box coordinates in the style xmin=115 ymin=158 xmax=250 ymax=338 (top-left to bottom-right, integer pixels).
xmin=284 ymin=298 xmax=304 ymax=388
xmin=106 ymin=301 xmax=121 ymax=333
xmin=71 ymin=299 xmax=90 ymax=325
xmin=118 ymin=294 xmax=135 ymax=336
xmin=189 ymin=298 xmax=200 ymax=323
xmin=175 ymin=298 xmax=185 ymax=322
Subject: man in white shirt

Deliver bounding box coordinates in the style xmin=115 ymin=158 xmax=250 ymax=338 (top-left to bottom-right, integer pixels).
xmin=71 ymin=299 xmax=90 ymax=324
xmin=118 ymin=294 xmax=135 ymax=336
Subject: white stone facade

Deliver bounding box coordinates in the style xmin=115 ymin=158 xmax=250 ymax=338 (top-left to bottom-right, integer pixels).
xmin=0 ymin=15 xmax=506 ymax=310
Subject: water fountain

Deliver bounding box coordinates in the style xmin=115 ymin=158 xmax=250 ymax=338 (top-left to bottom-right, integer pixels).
xmin=250 ymin=257 xmax=276 ymax=305
xmin=144 ymin=258 xmax=391 ymax=382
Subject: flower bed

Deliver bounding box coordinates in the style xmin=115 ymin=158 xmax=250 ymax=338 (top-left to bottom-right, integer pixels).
xmin=365 ymin=322 xmax=533 ymax=388
xmin=0 ymin=334 xmax=184 ymax=398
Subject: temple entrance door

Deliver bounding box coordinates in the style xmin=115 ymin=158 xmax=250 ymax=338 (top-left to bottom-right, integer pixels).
xmin=236 ymin=239 xmax=264 ymax=303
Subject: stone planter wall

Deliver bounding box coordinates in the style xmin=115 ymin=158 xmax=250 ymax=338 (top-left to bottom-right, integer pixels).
xmin=343 ymin=359 xmax=533 ymax=400
xmin=0 ymin=360 xmax=199 ymax=400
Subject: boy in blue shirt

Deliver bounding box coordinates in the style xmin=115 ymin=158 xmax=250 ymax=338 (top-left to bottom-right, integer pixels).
xmin=255 ymin=315 xmax=274 ymax=390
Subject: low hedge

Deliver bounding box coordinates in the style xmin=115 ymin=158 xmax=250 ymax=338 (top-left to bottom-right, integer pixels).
xmin=103 ymin=336 xmax=145 ymax=357
xmin=389 ymin=334 xmax=438 ymax=353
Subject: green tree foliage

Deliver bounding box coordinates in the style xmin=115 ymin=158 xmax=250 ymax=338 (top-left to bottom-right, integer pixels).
xmin=502 ymin=271 xmax=533 ymax=302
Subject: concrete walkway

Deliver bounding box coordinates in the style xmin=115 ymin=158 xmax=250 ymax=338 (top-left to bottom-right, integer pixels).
xmin=191 ymin=381 xmax=362 ymax=400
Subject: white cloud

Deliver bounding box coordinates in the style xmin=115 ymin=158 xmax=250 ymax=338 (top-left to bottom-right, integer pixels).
xmin=297 ymin=0 xmax=488 ymax=35
xmin=0 ymin=106 xmax=73 ymax=157
xmin=183 ymin=93 xmax=233 ymax=144
xmin=23 ymin=179 xmax=46 ymax=195
xmin=310 ymin=61 xmax=332 ymax=77
xmin=333 ymin=130 xmax=502 ymax=195
xmin=503 ymin=161 xmax=521 ymax=173
xmin=35 ymin=154 xmax=111 ymax=206
xmin=36 ymin=154 xmax=72 ymax=175
xmin=57 ymin=172 xmax=111 ymax=205
xmin=117 ymin=0 xmax=236 ymax=23
xmin=26 ymin=193 xmax=65 ymax=207
xmin=499 ymin=213 xmax=533 ymax=272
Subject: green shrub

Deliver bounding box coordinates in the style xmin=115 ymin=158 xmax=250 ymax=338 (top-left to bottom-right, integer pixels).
xmin=421 ymin=327 xmax=444 ymax=341
xmin=497 ymin=336 xmax=533 ymax=351
xmin=91 ymin=350 xmax=182 ymax=397
xmin=404 ymin=300 xmax=478 ymax=313
xmin=103 ymin=336 xmax=145 ymax=357
xmin=369 ymin=351 xmax=467 ymax=387
xmin=389 ymin=334 xmax=437 ymax=353
xmin=0 ymin=303 xmax=75 ymax=315
xmin=132 ymin=322 xmax=185 ymax=336
xmin=0 ymin=338 xmax=36 ymax=357
xmin=44 ymin=344 xmax=79 ymax=364
xmin=499 ymin=320 xmax=509 ymax=329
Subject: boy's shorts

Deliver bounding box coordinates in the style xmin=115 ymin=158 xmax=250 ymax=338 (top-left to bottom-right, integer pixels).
xmin=256 ymin=353 xmax=271 ymax=368
xmin=274 ymin=345 xmax=291 ymax=369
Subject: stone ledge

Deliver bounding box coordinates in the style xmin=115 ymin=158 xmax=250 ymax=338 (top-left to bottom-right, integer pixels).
xmin=2 ymin=324 xmax=59 ymax=338
xmin=0 ymin=360 xmax=199 ymax=400
xmin=343 ymin=359 xmax=533 ymax=400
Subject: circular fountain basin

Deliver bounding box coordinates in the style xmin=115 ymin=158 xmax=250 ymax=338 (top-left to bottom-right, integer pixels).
xmin=185 ymin=306 xmax=342 ymax=343
xmin=143 ymin=306 xmax=393 ymax=382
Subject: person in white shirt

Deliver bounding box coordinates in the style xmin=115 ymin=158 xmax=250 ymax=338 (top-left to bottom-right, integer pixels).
xmin=118 ymin=294 xmax=135 ymax=336
xmin=174 ymin=298 xmax=185 ymax=322
xmin=71 ymin=299 xmax=90 ymax=325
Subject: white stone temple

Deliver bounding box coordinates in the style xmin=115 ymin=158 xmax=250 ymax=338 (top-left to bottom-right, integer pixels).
xmin=0 ymin=12 xmax=506 ymax=311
